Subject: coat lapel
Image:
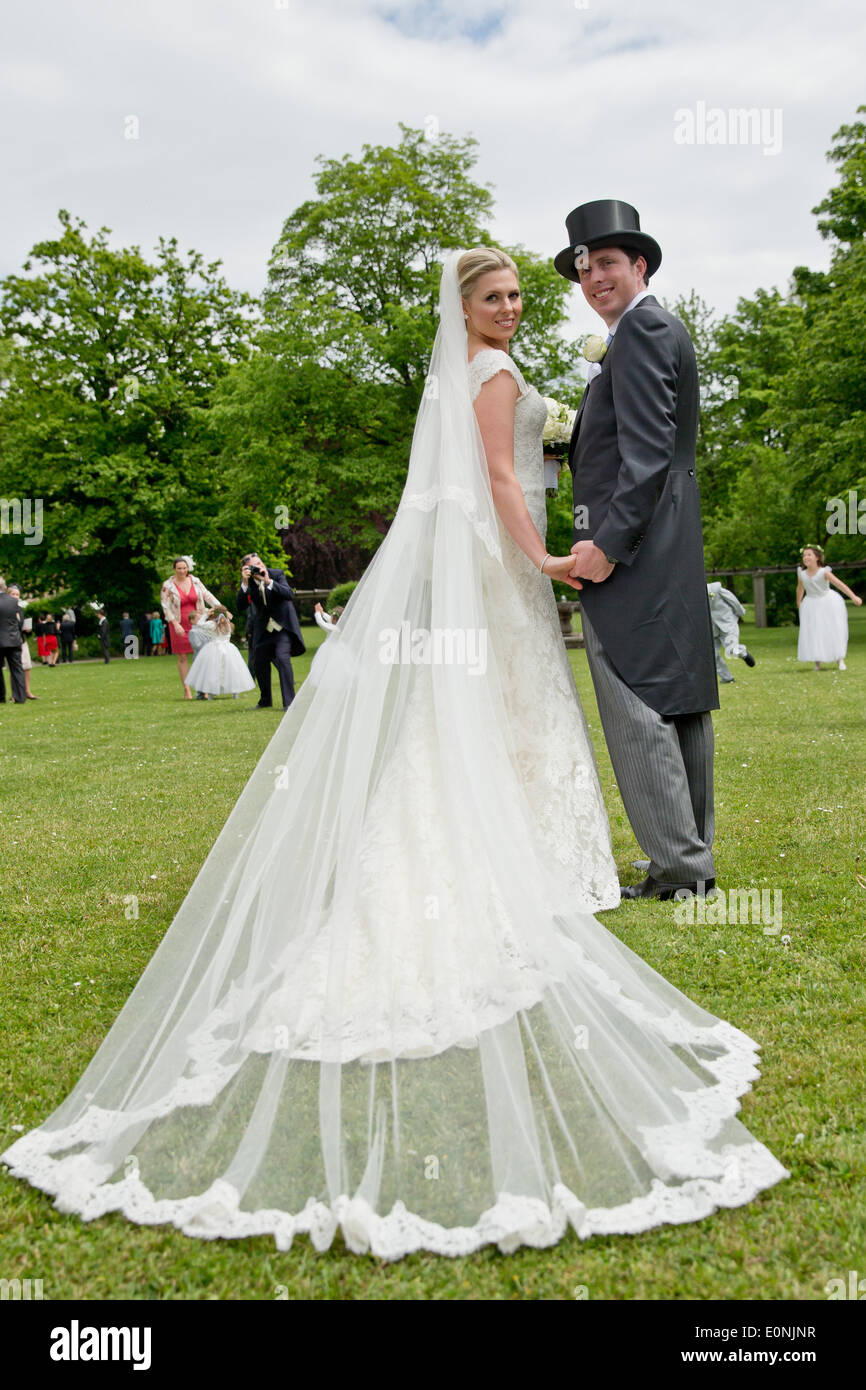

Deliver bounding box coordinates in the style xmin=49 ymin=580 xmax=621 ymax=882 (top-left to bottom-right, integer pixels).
xmin=568 ymin=296 xmax=659 ymax=466
xmin=569 ymin=357 xmax=606 ymax=467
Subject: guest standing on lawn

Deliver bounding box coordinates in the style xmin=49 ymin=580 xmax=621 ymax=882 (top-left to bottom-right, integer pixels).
xmin=0 ymin=584 xmax=26 ymax=704
xmin=119 ymin=612 xmax=137 ymax=656
xmin=36 ymin=614 xmax=60 ymax=666
xmin=59 ymin=609 xmax=76 ymax=663
xmin=149 ymin=612 xmax=166 ymax=654
xmin=97 ymin=611 xmax=111 ymax=664
xmin=138 ymin=611 xmax=153 ymax=658
xmin=160 ymin=557 xmax=225 ymax=700
xmin=8 ymin=587 xmax=37 ymax=700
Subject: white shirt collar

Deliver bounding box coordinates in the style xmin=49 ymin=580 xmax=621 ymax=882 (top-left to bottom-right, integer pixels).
xmin=608 ymin=289 xmax=652 ymax=337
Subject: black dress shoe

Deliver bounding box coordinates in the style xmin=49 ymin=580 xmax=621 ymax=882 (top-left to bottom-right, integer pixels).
xmin=620 ymin=875 xmax=716 ymax=902
xmin=255 ymin=700 xmax=273 ymax=708
xmin=742 ymin=650 xmax=756 ymax=667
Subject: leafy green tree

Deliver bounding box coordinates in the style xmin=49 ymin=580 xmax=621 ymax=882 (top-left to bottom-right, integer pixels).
xmin=0 ymin=210 xmax=255 ymax=610
xmin=811 ymin=105 xmax=866 ymax=244
xmin=779 ymin=108 xmax=866 ymax=568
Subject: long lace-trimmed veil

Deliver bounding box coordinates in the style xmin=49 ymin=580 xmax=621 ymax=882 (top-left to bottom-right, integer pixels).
xmin=1 ymin=252 xmax=787 ymax=1258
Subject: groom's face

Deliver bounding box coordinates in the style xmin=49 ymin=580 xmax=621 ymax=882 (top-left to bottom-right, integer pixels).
xmin=577 ymin=247 xmax=645 ymax=327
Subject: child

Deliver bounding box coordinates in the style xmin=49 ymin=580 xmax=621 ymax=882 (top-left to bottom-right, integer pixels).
xmin=309 ymin=604 xmax=353 ymax=692
xmin=187 ymin=611 xmax=213 ymax=699
xmin=797 ymin=545 xmax=862 ymax=671
xmin=150 ymin=612 xmax=166 ymax=655
xmin=706 ymin=582 xmax=756 ymax=683
xmin=313 ymin=602 xmax=344 ymax=633
xmin=186 ymin=606 xmax=255 ymax=698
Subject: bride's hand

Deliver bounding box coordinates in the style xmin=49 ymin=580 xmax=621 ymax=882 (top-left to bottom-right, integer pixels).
xmin=542 ymin=555 xmax=583 ymax=590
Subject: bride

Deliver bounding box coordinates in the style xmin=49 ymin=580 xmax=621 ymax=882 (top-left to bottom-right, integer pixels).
xmin=2 ymin=249 xmax=787 ymax=1259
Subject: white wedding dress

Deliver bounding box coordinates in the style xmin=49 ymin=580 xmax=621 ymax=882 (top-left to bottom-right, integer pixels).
xmin=1 ymin=257 xmax=787 ymax=1259
xmin=797 ymin=565 xmax=849 ymax=662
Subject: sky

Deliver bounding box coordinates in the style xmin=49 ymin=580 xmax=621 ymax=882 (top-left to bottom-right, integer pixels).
xmin=2 ymin=0 xmax=865 ymax=343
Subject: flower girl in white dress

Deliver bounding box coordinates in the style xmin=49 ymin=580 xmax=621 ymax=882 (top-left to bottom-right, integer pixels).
xmin=187 ymin=607 xmax=256 ymax=697
xmin=796 ymin=545 xmax=862 ymax=670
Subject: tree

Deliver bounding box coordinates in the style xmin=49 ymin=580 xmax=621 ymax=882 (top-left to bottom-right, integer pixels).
xmin=811 ymin=104 xmax=866 ymax=245
xmin=0 ymin=211 xmax=256 ymax=610
xmin=779 ymin=108 xmax=866 ymax=566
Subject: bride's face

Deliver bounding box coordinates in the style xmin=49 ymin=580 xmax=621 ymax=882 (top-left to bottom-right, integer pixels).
xmin=463 ymin=270 xmax=522 ymax=348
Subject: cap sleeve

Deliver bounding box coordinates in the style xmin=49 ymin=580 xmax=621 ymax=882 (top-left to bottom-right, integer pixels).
xmin=467 ymin=348 xmax=528 ymax=402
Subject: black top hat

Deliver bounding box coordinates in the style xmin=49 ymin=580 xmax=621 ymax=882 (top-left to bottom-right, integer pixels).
xmin=554 ymin=199 xmax=662 ymax=283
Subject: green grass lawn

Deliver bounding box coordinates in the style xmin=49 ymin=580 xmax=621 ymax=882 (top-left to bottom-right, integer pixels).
xmin=1 ymin=612 xmax=864 ymax=1301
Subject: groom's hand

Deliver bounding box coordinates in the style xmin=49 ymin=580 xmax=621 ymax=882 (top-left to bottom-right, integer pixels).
xmin=569 ymin=540 xmax=615 ymax=584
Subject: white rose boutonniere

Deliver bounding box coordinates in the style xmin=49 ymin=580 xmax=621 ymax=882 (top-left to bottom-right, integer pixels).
xmin=582 ymin=334 xmax=608 ymax=384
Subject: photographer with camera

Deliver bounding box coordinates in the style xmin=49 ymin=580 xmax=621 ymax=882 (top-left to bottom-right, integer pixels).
xmin=237 ymin=553 xmax=305 ymax=710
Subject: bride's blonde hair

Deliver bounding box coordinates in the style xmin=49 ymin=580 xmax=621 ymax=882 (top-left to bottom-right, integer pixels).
xmin=457 ymin=247 xmax=519 ymax=301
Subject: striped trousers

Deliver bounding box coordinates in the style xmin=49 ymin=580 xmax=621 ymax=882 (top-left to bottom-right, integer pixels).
xmin=581 ymin=610 xmax=716 ymax=884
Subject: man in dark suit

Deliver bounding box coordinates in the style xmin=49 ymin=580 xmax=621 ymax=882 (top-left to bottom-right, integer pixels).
xmin=97 ymin=611 xmax=111 ymax=663
xmin=236 ymin=552 xmax=305 ymax=709
xmin=138 ymin=611 xmax=152 ymax=658
xmin=555 ymin=200 xmax=718 ymax=901
xmin=0 ymin=585 xmax=27 ymax=704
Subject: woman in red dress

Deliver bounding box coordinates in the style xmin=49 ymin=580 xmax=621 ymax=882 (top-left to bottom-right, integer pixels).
xmin=160 ymin=557 xmax=223 ymax=700
xmin=36 ymin=614 xmax=60 ymax=665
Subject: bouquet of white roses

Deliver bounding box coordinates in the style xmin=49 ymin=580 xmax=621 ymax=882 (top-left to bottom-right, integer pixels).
xmin=542 ymin=396 xmax=576 ymax=449
xmin=541 ymin=396 xmax=576 ymax=494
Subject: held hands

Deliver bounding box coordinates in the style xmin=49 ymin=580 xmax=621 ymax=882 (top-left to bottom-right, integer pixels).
xmin=569 ymin=540 xmax=615 ymax=584
xmin=543 ymin=555 xmax=584 ymax=590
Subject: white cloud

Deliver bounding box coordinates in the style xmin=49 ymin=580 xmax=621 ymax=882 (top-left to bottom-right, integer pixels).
xmin=2 ymin=0 xmax=864 ymax=349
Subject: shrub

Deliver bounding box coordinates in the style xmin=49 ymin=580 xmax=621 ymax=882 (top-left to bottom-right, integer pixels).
xmin=325 ymin=581 xmax=359 ymax=611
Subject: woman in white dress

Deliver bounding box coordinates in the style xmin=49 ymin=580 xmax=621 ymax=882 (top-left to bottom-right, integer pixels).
xmin=796 ymin=545 xmax=862 ymax=670
xmin=1 ymin=250 xmax=787 ymax=1260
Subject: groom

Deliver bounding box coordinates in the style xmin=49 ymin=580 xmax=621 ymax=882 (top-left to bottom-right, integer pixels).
xmin=555 ymin=200 xmax=719 ymax=901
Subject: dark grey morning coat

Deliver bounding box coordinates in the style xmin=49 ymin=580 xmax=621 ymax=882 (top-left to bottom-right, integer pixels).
xmin=568 ymin=294 xmax=719 ymax=717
